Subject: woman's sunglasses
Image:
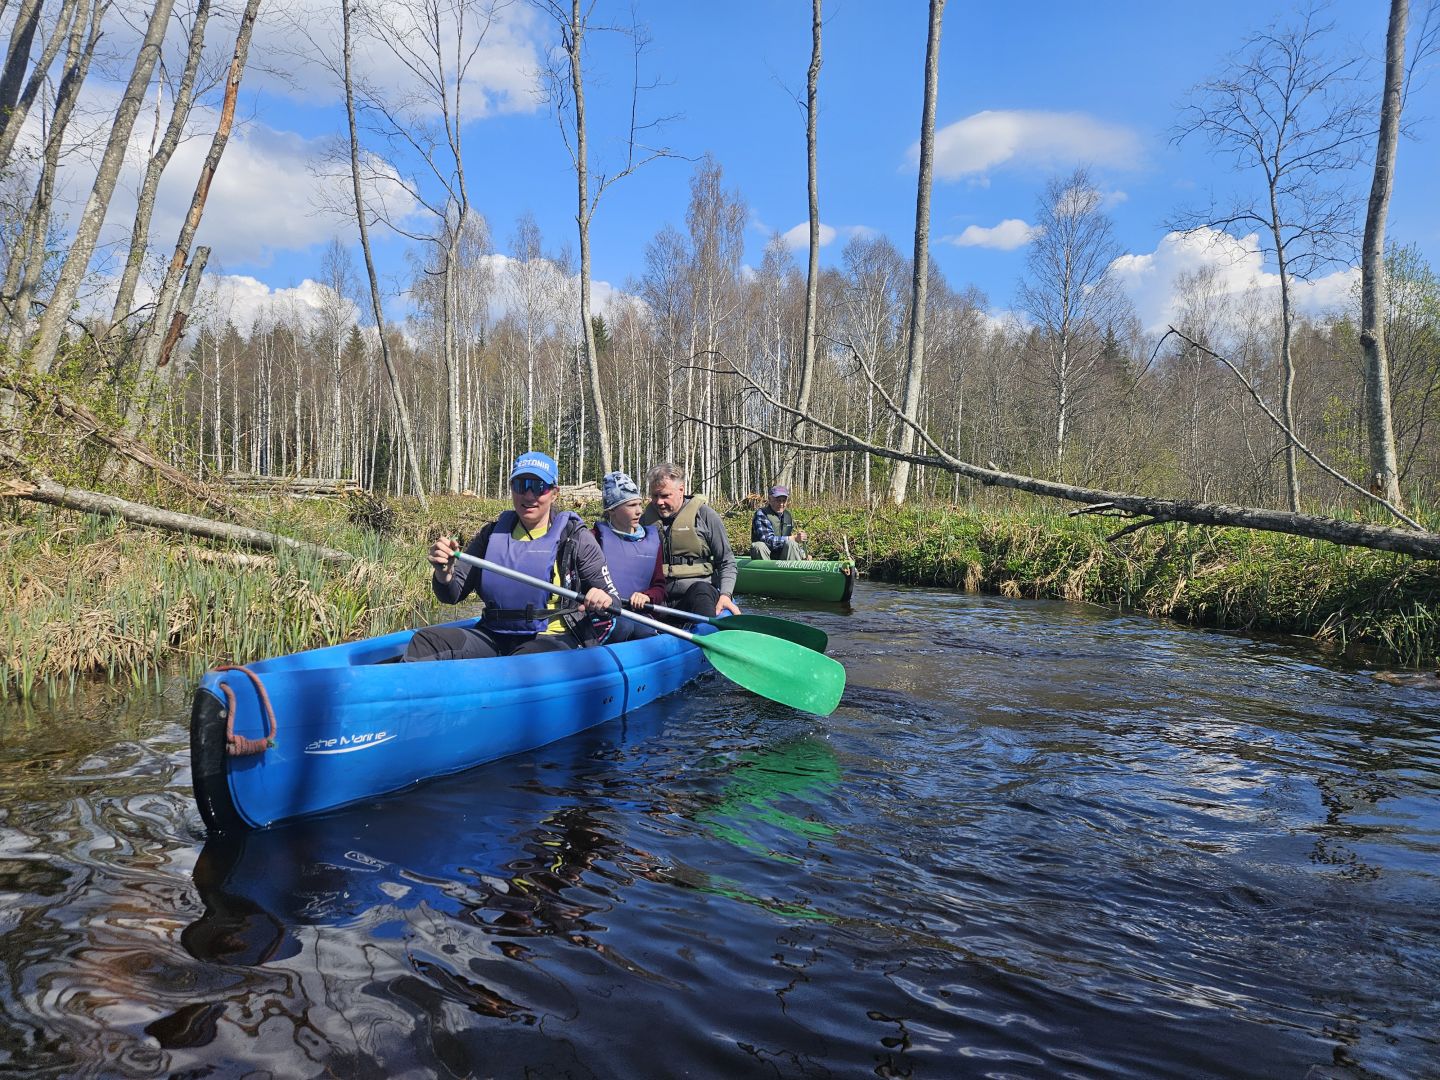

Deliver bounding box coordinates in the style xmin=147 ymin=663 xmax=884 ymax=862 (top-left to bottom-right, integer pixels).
xmin=510 ymin=476 xmax=555 ymax=495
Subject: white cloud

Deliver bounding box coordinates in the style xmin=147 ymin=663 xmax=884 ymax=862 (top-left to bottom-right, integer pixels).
xmin=198 ymin=274 xmax=359 ymax=332
xmin=919 ymin=109 xmax=1143 ymax=181
xmin=944 ymin=218 xmax=1039 ymax=251
xmin=92 ymin=109 xmax=424 ymax=269
xmin=782 ymin=222 xmax=836 ymax=249
xmin=244 ymin=0 xmax=544 ymax=115
xmin=1109 ymin=228 xmax=1358 ymax=331
xmin=779 ymin=222 xmax=874 ymax=250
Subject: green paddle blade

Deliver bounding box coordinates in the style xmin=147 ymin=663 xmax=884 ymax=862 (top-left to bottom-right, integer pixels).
xmin=697 ymin=629 xmax=845 ymax=716
xmin=718 ymin=613 xmax=828 ymax=654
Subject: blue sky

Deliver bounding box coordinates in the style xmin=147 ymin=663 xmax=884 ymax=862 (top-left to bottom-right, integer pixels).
xmin=113 ymin=0 xmax=1440 ymax=332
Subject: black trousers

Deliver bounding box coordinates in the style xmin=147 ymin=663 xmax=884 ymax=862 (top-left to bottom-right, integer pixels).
xmin=665 ymin=580 xmax=720 ymax=617
xmin=402 ymin=624 xmax=579 ymax=662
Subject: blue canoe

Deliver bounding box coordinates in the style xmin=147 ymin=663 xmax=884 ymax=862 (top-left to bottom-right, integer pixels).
xmin=190 ymin=616 xmax=714 ymax=833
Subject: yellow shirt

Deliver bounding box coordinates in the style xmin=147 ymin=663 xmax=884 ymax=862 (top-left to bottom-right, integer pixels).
xmin=512 ymin=514 xmax=565 ymax=635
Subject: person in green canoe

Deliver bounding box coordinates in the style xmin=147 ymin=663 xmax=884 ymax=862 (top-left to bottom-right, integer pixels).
xmin=641 ymin=461 xmax=741 ymax=619
xmin=749 ymin=484 xmax=808 ymax=560
xmin=403 ymin=450 xmax=619 ymax=661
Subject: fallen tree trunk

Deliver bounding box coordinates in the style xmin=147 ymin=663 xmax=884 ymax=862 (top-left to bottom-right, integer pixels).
xmin=223 ymin=473 xmax=363 ymax=497
xmin=2 ymin=475 xmax=355 ymax=565
xmin=704 ymin=363 xmax=1440 ymax=561
xmin=5 ymin=375 xmax=239 ymax=520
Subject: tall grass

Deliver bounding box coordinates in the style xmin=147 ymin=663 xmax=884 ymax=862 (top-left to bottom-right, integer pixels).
xmin=4 ymin=493 xmax=1437 ymax=698
xmin=0 ymin=495 xmax=485 ymax=700
xmin=727 ymin=502 xmax=1440 ymax=669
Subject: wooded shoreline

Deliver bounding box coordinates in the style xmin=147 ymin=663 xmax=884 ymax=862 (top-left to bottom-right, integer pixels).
xmin=3 ymin=494 xmax=1437 ymax=700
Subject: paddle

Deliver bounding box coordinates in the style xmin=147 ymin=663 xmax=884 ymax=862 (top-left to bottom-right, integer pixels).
xmin=451 ymin=551 xmax=845 ymax=716
xmin=641 ymin=601 xmax=828 ymax=654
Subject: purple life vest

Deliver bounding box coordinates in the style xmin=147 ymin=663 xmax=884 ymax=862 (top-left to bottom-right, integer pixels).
xmin=481 ymin=510 xmax=579 ymax=634
xmin=596 ymin=521 xmax=661 ymax=599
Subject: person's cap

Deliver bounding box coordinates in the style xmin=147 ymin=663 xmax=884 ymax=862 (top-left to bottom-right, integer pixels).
xmin=509 ymin=451 xmax=559 ymax=486
xmin=768 ymin=485 xmax=790 ymax=498
xmin=602 ymin=471 xmax=642 ymax=510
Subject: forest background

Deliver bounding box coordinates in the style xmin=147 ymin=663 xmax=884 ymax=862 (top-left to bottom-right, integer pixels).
xmin=4 ymin=0 xmax=1440 ymax=692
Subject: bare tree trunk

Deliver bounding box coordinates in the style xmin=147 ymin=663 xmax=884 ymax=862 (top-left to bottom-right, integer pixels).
xmin=2 ymin=473 xmax=354 ymax=564
xmin=341 ymin=0 xmax=428 ymax=507
xmin=565 ymin=0 xmax=612 ymax=475
xmin=0 ymin=0 xmax=43 ymax=116
xmin=1272 ymin=213 xmax=1301 ymax=511
xmin=1361 ymin=0 xmax=1407 ymax=508
xmin=778 ymin=0 xmax=822 ymax=490
xmin=889 ymin=0 xmax=944 ymax=506
xmin=444 ymin=229 xmax=462 ymax=492
xmin=31 ymin=0 xmax=176 ymax=372
xmin=109 ymin=0 xmax=213 ymax=336
xmin=3 ymin=0 xmax=98 ymax=353
xmin=130 ymin=0 xmax=261 ymax=409
xmin=2 ymin=370 xmax=237 ymax=518
xmin=0 ymin=0 xmax=82 ymax=171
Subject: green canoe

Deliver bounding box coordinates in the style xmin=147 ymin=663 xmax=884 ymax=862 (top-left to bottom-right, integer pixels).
xmin=734 ymin=557 xmax=857 ymax=603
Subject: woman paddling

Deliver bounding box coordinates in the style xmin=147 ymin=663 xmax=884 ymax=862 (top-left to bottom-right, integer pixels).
xmin=404 ymin=451 xmax=619 ymax=661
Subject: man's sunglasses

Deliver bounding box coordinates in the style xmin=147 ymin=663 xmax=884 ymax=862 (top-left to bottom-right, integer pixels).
xmin=510 ymin=476 xmax=555 ymax=495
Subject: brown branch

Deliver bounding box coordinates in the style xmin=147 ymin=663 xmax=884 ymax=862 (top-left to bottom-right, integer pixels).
xmin=3 ymin=374 xmax=239 ymax=520
xmin=683 ymin=406 xmax=1440 ymax=561
xmin=1160 ymin=325 xmax=1422 ymax=529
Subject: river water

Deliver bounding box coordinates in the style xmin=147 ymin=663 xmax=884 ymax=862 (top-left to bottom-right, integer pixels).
xmin=1 ymin=583 xmax=1437 ymax=1079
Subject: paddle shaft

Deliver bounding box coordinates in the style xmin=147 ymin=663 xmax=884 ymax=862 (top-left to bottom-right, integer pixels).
xmin=452 ymin=551 xmax=696 ymax=642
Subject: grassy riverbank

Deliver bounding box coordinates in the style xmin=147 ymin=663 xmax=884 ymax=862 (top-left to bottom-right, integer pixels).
xmin=795 ymin=503 xmax=1440 ymax=667
xmin=3 ymin=494 xmax=1438 ymax=698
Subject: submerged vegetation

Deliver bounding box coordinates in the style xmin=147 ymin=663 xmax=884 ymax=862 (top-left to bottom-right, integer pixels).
xmin=3 ymin=494 xmax=1438 ymax=701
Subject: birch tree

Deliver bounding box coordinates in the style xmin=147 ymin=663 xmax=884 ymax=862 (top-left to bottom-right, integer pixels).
xmin=123 ymin=0 xmax=263 ymax=438
xmin=353 ymin=0 xmax=504 ymax=492
xmin=31 ymin=0 xmax=177 ymax=372
xmin=535 ymin=0 xmax=673 ymax=478
xmin=888 ymin=0 xmax=943 ymax=506
xmin=777 ymin=0 xmax=822 ymax=490
xmin=1358 ymin=0 xmax=1415 ymax=508
xmin=341 ymin=0 xmax=428 ymax=505
xmin=1017 ymin=169 xmax=1130 ymax=474
xmin=0 ymin=0 xmax=86 ymax=171
xmin=1174 ymin=8 xmax=1370 ymax=511
xmin=2 ymin=0 xmax=102 ymax=355
xmin=108 ymin=0 xmax=217 ymax=338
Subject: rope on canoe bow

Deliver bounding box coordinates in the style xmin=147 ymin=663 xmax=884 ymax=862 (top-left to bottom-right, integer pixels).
xmin=215 ymin=664 xmax=278 ymax=756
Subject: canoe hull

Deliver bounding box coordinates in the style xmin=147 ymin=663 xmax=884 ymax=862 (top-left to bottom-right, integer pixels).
xmin=191 ymin=618 xmax=712 ymax=832
xmin=734 ymin=557 xmax=856 ymax=603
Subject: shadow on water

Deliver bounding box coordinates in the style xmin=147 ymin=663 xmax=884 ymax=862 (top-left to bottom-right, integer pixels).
xmin=1 ymin=580 xmax=1439 ymax=1078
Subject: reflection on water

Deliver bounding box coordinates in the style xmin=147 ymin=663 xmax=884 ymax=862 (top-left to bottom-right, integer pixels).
xmin=1 ymin=583 xmax=1438 ymax=1078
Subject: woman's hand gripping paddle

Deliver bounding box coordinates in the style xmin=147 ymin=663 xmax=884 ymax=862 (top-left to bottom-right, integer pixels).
xmin=453 ymin=552 xmax=845 ymax=715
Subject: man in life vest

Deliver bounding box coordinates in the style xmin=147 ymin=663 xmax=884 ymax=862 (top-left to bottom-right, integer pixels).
xmin=590 ymin=470 xmax=667 ymax=643
xmin=640 ymin=461 xmax=741 ymax=618
xmin=749 ymin=484 xmax=808 ymax=560
xmin=403 ymin=451 xmax=619 ymax=661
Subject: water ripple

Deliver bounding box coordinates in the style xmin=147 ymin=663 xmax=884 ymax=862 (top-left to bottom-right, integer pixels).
xmin=0 ymin=584 xmax=1436 ymax=1077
